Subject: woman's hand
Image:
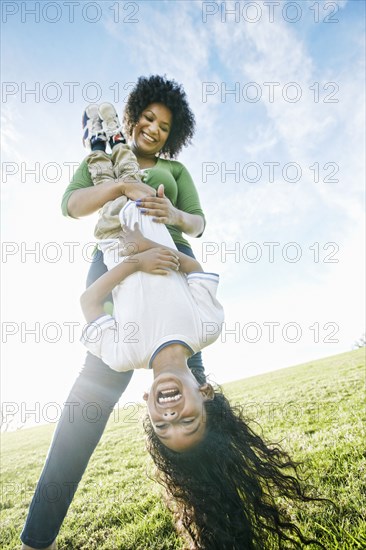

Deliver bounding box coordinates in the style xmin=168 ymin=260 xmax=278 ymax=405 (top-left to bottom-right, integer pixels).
xmin=136 ymin=184 xmax=181 ymax=226
xmin=136 ymin=247 xmax=180 ymax=275
xmin=119 ymin=178 xmax=156 ymax=201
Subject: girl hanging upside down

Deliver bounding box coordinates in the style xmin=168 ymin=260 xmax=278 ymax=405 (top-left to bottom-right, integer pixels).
xmin=81 ymin=150 xmax=327 ymax=549
xmin=81 ymin=199 xmax=223 ymax=452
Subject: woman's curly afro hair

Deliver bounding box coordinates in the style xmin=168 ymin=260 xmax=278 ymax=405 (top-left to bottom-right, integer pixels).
xmin=123 ymin=75 xmax=196 ymax=158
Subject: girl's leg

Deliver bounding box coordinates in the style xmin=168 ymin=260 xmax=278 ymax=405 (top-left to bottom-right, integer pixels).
xmin=20 ymin=252 xmax=133 ymax=549
xmin=111 ymin=141 xmax=141 ymax=182
xmin=85 ymin=151 xmax=128 ymax=241
xmin=85 ymin=150 xmax=115 ymax=187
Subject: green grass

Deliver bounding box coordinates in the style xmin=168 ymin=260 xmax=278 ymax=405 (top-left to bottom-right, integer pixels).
xmin=1 ymin=348 xmax=365 ymax=549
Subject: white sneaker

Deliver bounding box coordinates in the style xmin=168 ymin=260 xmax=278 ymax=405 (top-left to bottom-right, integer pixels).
xmin=99 ymin=102 xmax=125 ymax=142
xmin=82 ymin=104 xmax=106 ymax=149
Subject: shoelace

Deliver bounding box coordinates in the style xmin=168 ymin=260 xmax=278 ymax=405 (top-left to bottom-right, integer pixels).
xmin=104 ymin=119 xmax=122 ymax=137
xmin=90 ymin=117 xmax=103 ymax=135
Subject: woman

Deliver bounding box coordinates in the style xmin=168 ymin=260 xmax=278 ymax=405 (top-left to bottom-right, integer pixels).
xmin=21 ymin=75 xmax=327 ymax=550
xmin=21 ymin=75 xmax=205 ymax=550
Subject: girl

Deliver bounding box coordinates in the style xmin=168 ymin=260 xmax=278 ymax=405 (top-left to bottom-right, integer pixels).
xmin=80 ymin=200 xmax=327 ymax=550
xmin=80 ymin=200 xmax=224 ymax=454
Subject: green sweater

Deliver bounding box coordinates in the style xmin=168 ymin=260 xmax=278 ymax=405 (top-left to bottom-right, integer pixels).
xmin=61 ymin=157 xmax=205 ymax=248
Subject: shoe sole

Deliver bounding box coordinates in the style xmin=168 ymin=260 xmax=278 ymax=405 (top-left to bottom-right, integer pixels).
xmin=98 ymin=103 xmax=123 ymax=138
xmin=82 ymin=103 xmax=105 ymax=147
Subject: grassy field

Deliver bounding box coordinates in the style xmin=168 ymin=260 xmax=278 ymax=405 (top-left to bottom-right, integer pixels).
xmin=1 ymin=348 xmax=365 ymax=549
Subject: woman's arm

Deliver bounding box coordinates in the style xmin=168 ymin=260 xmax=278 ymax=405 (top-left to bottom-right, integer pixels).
xmin=174 ymin=208 xmax=205 ymax=238
xmin=136 ymin=161 xmax=206 ymax=237
xmin=136 ymin=184 xmax=205 ymax=237
xmin=80 ymin=247 xmax=180 ymax=322
xmin=67 ymin=179 xmax=124 ymax=218
xmin=174 ymin=163 xmax=206 ymax=237
xmin=68 ymin=179 xmax=157 ymax=218
xmin=62 ymin=159 xmax=157 ymax=218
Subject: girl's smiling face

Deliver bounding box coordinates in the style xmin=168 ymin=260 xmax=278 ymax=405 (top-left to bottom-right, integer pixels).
xmin=144 ymin=371 xmax=214 ymax=453
xmin=131 ymin=103 xmax=172 ymax=157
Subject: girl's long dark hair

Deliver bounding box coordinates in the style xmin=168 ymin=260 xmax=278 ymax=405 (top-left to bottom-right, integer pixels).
xmin=144 ymin=372 xmax=326 ymax=550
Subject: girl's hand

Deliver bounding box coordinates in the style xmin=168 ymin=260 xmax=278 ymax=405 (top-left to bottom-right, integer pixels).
xmin=136 ymin=184 xmax=181 ymax=226
xmin=118 ymin=222 xmax=146 ymax=256
xmin=136 ymin=247 xmax=180 ymax=275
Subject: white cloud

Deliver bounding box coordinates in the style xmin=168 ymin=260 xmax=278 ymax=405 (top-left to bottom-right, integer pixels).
xmin=1 ymin=104 xmax=23 ymax=162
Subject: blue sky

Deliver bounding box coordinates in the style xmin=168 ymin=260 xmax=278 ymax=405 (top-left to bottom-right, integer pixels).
xmin=1 ymin=0 xmax=365 ymax=429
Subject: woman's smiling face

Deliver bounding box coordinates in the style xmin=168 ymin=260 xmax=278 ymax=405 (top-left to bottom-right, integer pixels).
xmin=131 ymin=102 xmax=172 ymax=156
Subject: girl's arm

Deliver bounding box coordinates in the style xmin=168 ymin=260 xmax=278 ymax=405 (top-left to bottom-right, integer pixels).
xmin=80 ymin=248 xmax=180 ymax=322
xmin=120 ymin=223 xmax=204 ymax=275
xmin=174 ymin=248 xmax=203 ymax=274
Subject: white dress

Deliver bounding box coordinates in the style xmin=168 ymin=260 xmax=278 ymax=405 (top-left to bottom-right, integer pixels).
xmin=81 ymin=201 xmax=224 ymax=372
